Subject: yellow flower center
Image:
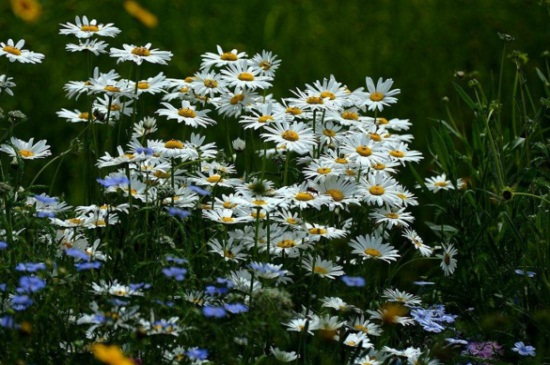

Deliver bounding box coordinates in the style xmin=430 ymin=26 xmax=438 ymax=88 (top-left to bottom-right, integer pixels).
xmin=323 ymin=129 xmax=336 ymax=137
xmin=354 ymin=324 xmax=368 ymax=333
xmin=335 ymin=157 xmax=348 ymax=164
xmin=238 ymin=72 xmax=255 ymax=81
xmin=282 ymin=130 xmax=299 ymax=141
xmin=111 ymin=104 xmax=121 ymax=111
xmin=390 ymin=150 xmax=405 ymax=158
xmin=259 ymin=60 xmax=271 ymax=70
xmin=131 ymin=47 xmax=151 ymax=56
xmin=285 ymin=106 xmax=302 ymax=115
xmin=309 ymin=227 xmax=327 ymax=235
xmin=320 ymin=91 xmax=335 ymax=100
xmin=178 ymin=108 xmax=197 ymax=118
xmin=179 ymin=86 xmax=189 ymax=93
xmin=104 ymin=85 xmax=120 ymax=93
xmin=370 ymin=133 xmax=382 ymax=141
xmin=223 ymin=201 xmax=237 ymax=209
xmin=80 ymin=25 xmax=99 ymax=32
xmin=295 ymin=192 xmax=314 ymax=201
xmin=78 ymin=112 xmax=89 ymax=119
xmin=203 ymin=79 xmax=218 ymax=88
xmin=164 ymin=140 xmax=184 ymax=149
xmin=277 ymin=239 xmax=296 ymax=249
xmin=251 ymin=199 xmax=267 ymax=206
xmin=68 ymin=218 xmax=83 ymax=225
xmin=95 ymin=219 xmax=106 ymax=226
xmin=347 ymin=341 xmax=357 ymax=347
xmin=250 ymin=211 xmax=266 ymax=219
xmin=306 ymin=96 xmax=324 ymax=104
xmin=19 ymin=149 xmax=34 ymax=157
xmin=286 ymin=217 xmax=297 ymax=224
xmin=341 ymin=111 xmax=359 ymax=120
xmin=153 ymin=170 xmax=170 ymax=179
xmin=221 ymin=216 xmax=234 ymax=223
xmin=314 ymin=266 xmax=328 ymax=274
xmin=3 ymin=46 xmax=21 ymax=55
xmin=230 ymin=94 xmax=244 ymax=105
xmin=356 ymin=146 xmax=372 ymax=156
xmin=258 ymin=115 xmax=274 ymax=123
xmin=137 ymin=81 xmax=150 ymax=89
xmin=385 ymin=213 xmax=399 ymax=219
xmin=206 ymin=175 xmax=223 ymax=183
xmin=325 ymin=189 xmax=344 ymax=202
xmin=372 ymin=162 xmax=386 ymax=170
xmin=317 ymin=167 xmax=332 ymax=174
xmin=365 ymin=248 xmax=382 ymax=257
xmin=220 ymin=52 xmax=238 ymax=61
xmin=346 ymin=169 xmax=356 ymax=176
xmin=370 ymin=91 xmax=384 ymax=101
xmin=434 ymin=181 xmax=448 ymax=187
xmin=397 ymin=193 xmax=408 ymax=200
xmin=377 ymin=117 xmax=388 ymax=125
xmin=184 ymin=76 xmax=195 ymax=83
xmin=369 ymin=185 xmax=385 ymax=195
xmin=224 ymin=250 xmax=235 ymax=259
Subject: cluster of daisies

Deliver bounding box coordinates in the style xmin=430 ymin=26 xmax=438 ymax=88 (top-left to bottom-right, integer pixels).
xmin=1 ymin=14 xmax=536 ymax=365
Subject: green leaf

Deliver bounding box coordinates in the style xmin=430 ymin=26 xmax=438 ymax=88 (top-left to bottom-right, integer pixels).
xmin=453 ymin=81 xmax=476 ymax=109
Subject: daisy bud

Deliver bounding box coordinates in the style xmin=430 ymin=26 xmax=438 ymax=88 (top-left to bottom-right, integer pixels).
xmin=232 ymin=137 xmax=246 ymax=152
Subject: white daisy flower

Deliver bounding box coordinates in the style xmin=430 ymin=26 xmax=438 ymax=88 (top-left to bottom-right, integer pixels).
xmin=387 ymin=141 xmax=423 ymax=165
xmin=110 ymin=43 xmax=173 ymax=65
xmin=56 ymin=108 xmax=95 ymax=123
xmin=437 ymin=243 xmax=458 ymax=276
xmin=0 ymin=74 xmax=16 ymax=96
xmin=208 ymin=238 xmax=249 ymax=262
xmin=302 ymin=255 xmax=345 ymax=279
xmin=220 ymin=60 xmax=273 ymax=91
xmin=347 ymin=315 xmax=383 ymax=336
xmin=343 ymin=332 xmax=373 ymax=349
xmin=0 ymin=137 xmax=51 ymax=159
xmin=65 ymin=39 xmax=108 ymax=55
xmin=402 ymin=228 xmax=432 ymax=256
xmin=349 ymin=234 xmax=400 ymax=263
xmin=340 ymin=133 xmax=387 ymax=168
xmin=261 ymin=121 xmax=317 ymax=154
xmin=0 ymin=39 xmax=44 ymax=64
xmin=305 ymin=75 xmax=350 ymax=110
xmin=269 ymin=347 xmax=297 ymax=363
xmin=305 ymin=223 xmax=347 ymax=242
xmin=202 ymin=208 xmax=254 ymax=225
xmin=423 ymin=173 xmax=455 ymax=192
xmin=59 ymin=15 xmax=121 ymax=39
xmin=239 ymin=100 xmax=285 ymax=130
xmin=92 ymin=95 xmax=134 ymax=121
xmin=131 ymin=72 xmax=169 ymax=95
xmin=200 ymin=45 xmax=247 ymax=70
xmin=360 ymin=172 xmax=401 ymax=207
xmin=249 ymin=51 xmax=281 ymax=77
xmin=382 ymin=288 xmax=422 ymax=307
xmin=370 ymin=205 xmax=415 ymax=229
xmin=190 ymin=70 xmax=228 ymax=98
xmin=156 ymin=100 xmax=216 ymax=128
xmin=363 ymin=77 xmax=400 ymax=112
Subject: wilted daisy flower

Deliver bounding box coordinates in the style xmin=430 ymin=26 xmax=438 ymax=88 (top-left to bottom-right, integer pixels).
xmin=0 ymin=74 xmax=16 ymax=96
xmin=0 ymin=39 xmax=44 ymax=64
xmin=261 ymin=121 xmax=316 ymax=154
xmin=436 ymin=243 xmax=458 ymax=276
xmin=59 ymin=15 xmax=121 ymax=38
xmin=349 ymin=234 xmax=400 ymax=263
xmin=270 ymin=347 xmax=297 ymax=362
xmin=302 ymin=254 xmax=344 ymax=279
xmin=363 ymin=77 xmax=400 ymax=112
xmin=402 ymin=228 xmax=433 ymax=256
xmin=65 ymin=39 xmax=108 ymax=55
xmin=321 ymin=296 xmax=359 ymax=313
xmin=382 ymin=288 xmax=422 ymax=307
xmin=110 ymin=43 xmax=173 ymax=65
xmin=423 ymin=173 xmax=455 ymax=192
xmin=156 ymin=100 xmax=216 ymax=128
xmin=0 ymin=137 xmax=51 ymax=159
xmin=201 ymin=45 xmax=248 ymax=70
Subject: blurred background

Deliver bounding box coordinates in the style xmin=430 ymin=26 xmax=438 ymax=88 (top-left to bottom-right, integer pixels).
xmin=0 ymin=0 xmax=549 ymax=201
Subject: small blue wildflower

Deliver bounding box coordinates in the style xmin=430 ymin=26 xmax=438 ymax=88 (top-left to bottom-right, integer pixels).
xmin=188 ymin=185 xmax=211 ymax=196
xmin=341 ymin=275 xmax=366 ymax=287
xmin=75 ymin=261 xmax=102 ymax=271
xmin=136 ymin=147 xmax=154 ymax=155
xmin=514 ymin=269 xmax=536 ymax=278
xmin=224 ymin=303 xmax=248 ymax=314
xmin=512 ymin=341 xmax=536 ymax=356
xmin=166 ymin=256 xmax=188 ymax=265
xmin=413 ymin=281 xmax=435 ymax=286
xmin=0 ymin=315 xmax=15 ymax=328
xmin=65 ymin=248 xmax=90 ymax=261
xmin=167 ymin=207 xmax=190 ymax=218
xmin=162 ymin=267 xmax=187 ymax=281
xmin=34 ymin=194 xmax=58 ymax=204
xmin=11 ymin=294 xmax=34 ymax=311
xmin=36 ymin=211 xmax=56 ymax=218
xmin=110 ymin=298 xmax=129 ymax=307
xmin=97 ymin=176 xmax=129 ymax=188
xmin=186 ymin=348 xmax=209 ymax=361
xmin=216 ymin=277 xmax=234 ymax=289
xmin=17 ymin=276 xmax=46 ymax=293
xmin=203 ymin=306 xmax=227 ymax=318
xmin=15 ymin=262 xmax=46 ymax=272
xmin=130 ymin=283 xmax=151 ymax=291
xmin=204 ymin=285 xmax=228 ymax=296
xmin=0 ymin=241 xmax=7 ymax=250
xmin=0 ymin=283 xmax=6 ymax=291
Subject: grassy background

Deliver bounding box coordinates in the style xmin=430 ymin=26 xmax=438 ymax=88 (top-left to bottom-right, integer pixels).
xmin=1 ymin=0 xmax=549 ymax=199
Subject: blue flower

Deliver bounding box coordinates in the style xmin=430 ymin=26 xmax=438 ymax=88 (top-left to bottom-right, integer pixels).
xmin=512 ymin=341 xmax=536 ymax=356
xmin=0 ymin=283 xmax=6 ymax=291
xmin=341 ymin=275 xmax=366 ymax=287
xmin=186 ymin=347 xmax=208 ymax=361
xmin=166 ymin=256 xmax=188 ymax=265
xmin=65 ymin=248 xmax=90 ymax=261
xmin=136 ymin=147 xmax=153 ymax=155
xmin=162 ymin=267 xmax=187 ymax=281
xmin=0 ymin=315 xmax=15 ymax=328
xmin=224 ymin=303 xmax=248 ymax=314
xmin=11 ymin=295 xmax=34 ymax=311
xmin=15 ymin=262 xmax=46 ymax=272
xmin=34 ymin=194 xmax=58 ymax=204
xmin=17 ymin=276 xmax=46 ymax=293
xmin=188 ymin=185 xmax=211 ymax=196
xmin=0 ymin=241 xmax=7 ymax=250
xmin=36 ymin=211 xmax=56 ymax=218
xmin=167 ymin=207 xmax=190 ymax=218
xmin=75 ymin=261 xmax=102 ymax=271
xmin=97 ymin=176 xmax=129 ymax=188
xmin=203 ymin=306 xmax=227 ymax=318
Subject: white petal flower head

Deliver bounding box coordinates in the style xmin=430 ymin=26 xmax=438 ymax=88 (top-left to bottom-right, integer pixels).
xmin=110 ymin=43 xmax=173 ymax=65
xmin=424 ymin=173 xmax=455 ymax=192
xmin=363 ymin=77 xmax=400 ymax=112
xmin=156 ymin=100 xmax=216 ymax=128
xmin=0 ymin=74 xmax=16 ymax=96
xmin=65 ymin=39 xmax=108 ymax=56
xmin=0 ymin=137 xmax=51 ymax=159
xmin=200 ymin=45 xmax=248 ymax=70
xmin=0 ymin=39 xmax=45 ymax=64
xmin=59 ymin=16 xmax=121 ymax=39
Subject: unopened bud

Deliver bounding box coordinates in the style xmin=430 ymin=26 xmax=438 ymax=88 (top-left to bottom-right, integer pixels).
xmin=232 ymin=137 xmax=246 ymax=152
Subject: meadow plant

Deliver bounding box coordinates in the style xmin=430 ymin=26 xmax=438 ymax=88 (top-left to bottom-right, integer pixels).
xmin=0 ymin=15 xmax=547 ymax=365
